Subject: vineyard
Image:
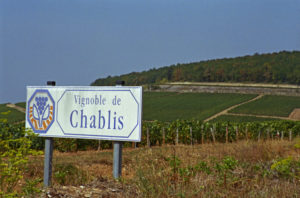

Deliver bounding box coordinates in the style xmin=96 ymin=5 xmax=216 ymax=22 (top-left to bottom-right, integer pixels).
xmin=229 ymin=95 xmax=300 ymax=117
xmin=44 ymin=119 xmax=300 ymax=150
xmin=1 ymin=91 xmax=300 ymax=151
xmin=1 ymin=119 xmax=299 ymax=152
xmin=141 ymin=120 xmax=300 ymax=145
xmin=51 ymin=118 xmax=300 ymax=151
xmin=143 ymin=92 xmax=257 ymax=121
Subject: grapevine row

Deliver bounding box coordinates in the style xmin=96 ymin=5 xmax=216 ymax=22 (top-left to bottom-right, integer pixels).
xmin=1 ymin=120 xmax=300 ymax=152
xmin=141 ymin=120 xmax=300 ymax=146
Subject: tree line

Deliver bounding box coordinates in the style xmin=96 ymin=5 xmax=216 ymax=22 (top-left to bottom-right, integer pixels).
xmin=91 ymin=51 xmax=300 ymax=86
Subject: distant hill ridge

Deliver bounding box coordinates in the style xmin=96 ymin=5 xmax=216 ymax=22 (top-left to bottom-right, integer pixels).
xmin=91 ymin=51 xmax=300 ymax=86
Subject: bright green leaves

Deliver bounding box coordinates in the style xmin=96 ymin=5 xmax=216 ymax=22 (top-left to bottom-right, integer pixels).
xmin=0 ymin=121 xmax=42 ymax=196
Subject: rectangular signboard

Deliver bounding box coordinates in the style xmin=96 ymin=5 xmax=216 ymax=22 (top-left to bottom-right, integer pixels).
xmin=26 ymin=86 xmax=142 ymax=142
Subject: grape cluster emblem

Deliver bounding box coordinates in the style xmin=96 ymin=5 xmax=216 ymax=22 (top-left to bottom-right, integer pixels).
xmin=27 ymin=90 xmax=55 ymax=133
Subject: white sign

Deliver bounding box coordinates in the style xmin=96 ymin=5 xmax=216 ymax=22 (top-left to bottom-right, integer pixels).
xmin=26 ymin=86 xmax=142 ymax=142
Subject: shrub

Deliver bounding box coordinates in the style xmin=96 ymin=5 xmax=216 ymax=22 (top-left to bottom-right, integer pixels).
xmin=54 ymin=164 xmax=89 ymax=185
xmin=271 ymin=157 xmax=300 ymax=179
xmin=0 ymin=121 xmax=42 ymax=196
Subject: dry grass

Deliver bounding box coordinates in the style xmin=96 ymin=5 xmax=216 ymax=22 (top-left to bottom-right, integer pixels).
xmin=26 ymin=140 xmax=300 ymax=197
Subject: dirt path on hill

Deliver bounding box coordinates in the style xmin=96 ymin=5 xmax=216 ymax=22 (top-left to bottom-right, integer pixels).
xmin=6 ymin=103 xmax=26 ymax=113
xmin=204 ymin=94 xmax=264 ymax=122
xmin=226 ymin=112 xmax=297 ymax=121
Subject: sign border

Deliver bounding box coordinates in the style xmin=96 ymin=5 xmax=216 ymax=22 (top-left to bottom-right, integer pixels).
xmin=26 ymin=86 xmax=142 ymax=142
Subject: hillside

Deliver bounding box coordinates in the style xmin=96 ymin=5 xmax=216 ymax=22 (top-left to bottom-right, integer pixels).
xmin=91 ymin=51 xmax=300 ymax=86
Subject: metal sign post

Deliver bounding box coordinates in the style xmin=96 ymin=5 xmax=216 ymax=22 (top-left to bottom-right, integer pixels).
xmin=113 ymin=80 xmax=125 ymax=179
xmin=44 ymin=137 xmax=53 ymax=187
xmin=44 ymin=81 xmax=55 ymax=187
xmin=113 ymin=141 xmax=123 ymax=178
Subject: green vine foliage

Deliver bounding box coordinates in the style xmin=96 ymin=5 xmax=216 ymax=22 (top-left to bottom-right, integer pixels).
xmin=2 ymin=119 xmax=300 ymax=153
xmin=0 ymin=121 xmax=42 ymax=196
xmin=141 ymin=120 xmax=300 ymax=146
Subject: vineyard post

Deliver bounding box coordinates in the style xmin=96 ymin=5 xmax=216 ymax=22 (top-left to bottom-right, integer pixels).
xmin=271 ymin=133 xmax=273 ymax=140
xmin=176 ymin=128 xmax=179 ymax=145
xmin=267 ymin=129 xmax=270 ymax=141
xmin=162 ymin=127 xmax=165 ymax=145
xmin=245 ymin=127 xmax=248 ymax=141
xmin=147 ymin=127 xmax=150 ymax=148
xmin=281 ymin=131 xmax=284 ymax=141
xmin=201 ymin=124 xmax=204 ymax=144
xmin=43 ymin=81 xmax=55 ymax=187
xmin=131 ymin=141 xmax=136 ymax=148
xmin=235 ymin=126 xmax=239 ymax=142
xmin=289 ymin=130 xmax=292 ymax=141
xmin=213 ymin=124 xmax=216 ymax=143
xmin=190 ymin=127 xmax=193 ymax=146
xmin=225 ymin=126 xmax=228 ymax=143
xmin=210 ymin=127 xmax=216 ymax=143
xmin=258 ymin=131 xmax=261 ymax=142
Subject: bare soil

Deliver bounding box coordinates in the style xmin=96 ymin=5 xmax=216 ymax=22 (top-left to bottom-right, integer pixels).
xmin=6 ymin=103 xmax=26 ymax=113
xmin=289 ymin=108 xmax=300 ymax=120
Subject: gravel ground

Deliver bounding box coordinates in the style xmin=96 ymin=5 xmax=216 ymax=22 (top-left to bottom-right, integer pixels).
xmin=40 ymin=177 xmax=138 ymax=198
